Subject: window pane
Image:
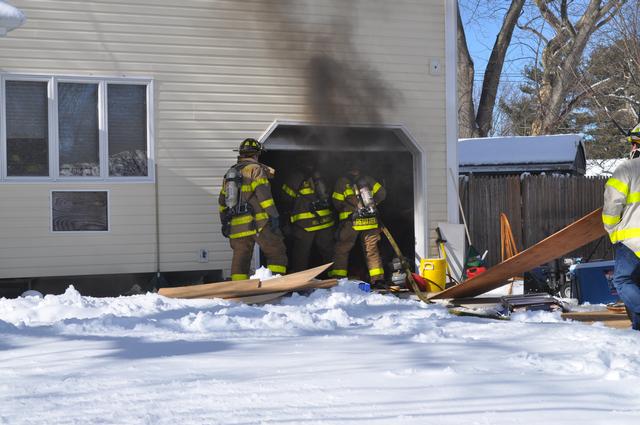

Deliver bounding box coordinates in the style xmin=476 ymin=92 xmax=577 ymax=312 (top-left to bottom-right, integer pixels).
xmin=108 ymin=84 xmax=148 ymax=177
xmin=52 ymin=191 xmax=108 ymax=232
xmin=5 ymin=81 xmax=49 ymax=176
xmin=58 ymin=83 xmax=100 ymax=177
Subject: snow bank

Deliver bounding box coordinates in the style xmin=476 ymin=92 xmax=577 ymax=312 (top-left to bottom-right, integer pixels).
xmin=1 ymin=284 xmax=640 ymax=425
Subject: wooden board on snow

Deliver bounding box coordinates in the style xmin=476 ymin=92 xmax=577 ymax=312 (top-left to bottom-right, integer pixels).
xmin=429 ymin=208 xmax=607 ymax=300
xmin=158 ymin=279 xmax=260 ymax=299
xmin=224 ymin=278 xmax=338 ymax=304
xmin=226 ymin=292 xmax=289 ymax=304
xmin=158 ymin=263 xmax=333 ymax=300
xmin=562 ymin=310 xmax=631 ymax=329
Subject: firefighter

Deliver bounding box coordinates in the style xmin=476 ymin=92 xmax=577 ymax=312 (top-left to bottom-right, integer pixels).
xmin=218 ymin=138 xmax=287 ymax=280
xmin=281 ymin=161 xmax=335 ymax=272
xmin=330 ymin=161 xmax=386 ymax=286
xmin=603 ymin=123 xmax=640 ymax=331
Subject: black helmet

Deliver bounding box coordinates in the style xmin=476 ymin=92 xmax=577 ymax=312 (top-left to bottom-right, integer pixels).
xmin=236 ymin=138 xmax=263 ymax=156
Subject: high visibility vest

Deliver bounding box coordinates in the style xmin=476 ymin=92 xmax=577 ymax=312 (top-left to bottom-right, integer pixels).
xmin=603 ymin=157 xmax=640 ymax=256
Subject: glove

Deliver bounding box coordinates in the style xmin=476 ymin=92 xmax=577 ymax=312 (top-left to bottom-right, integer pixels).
xmin=221 ymin=222 xmax=231 ymax=238
xmin=220 ymin=211 xmax=231 ymax=238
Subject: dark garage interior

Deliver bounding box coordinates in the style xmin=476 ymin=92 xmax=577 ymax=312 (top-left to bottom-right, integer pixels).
xmin=260 ymin=124 xmax=417 ymax=282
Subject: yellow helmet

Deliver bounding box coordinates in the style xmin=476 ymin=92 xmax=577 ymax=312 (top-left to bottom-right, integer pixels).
xmin=627 ymin=123 xmax=640 ymax=143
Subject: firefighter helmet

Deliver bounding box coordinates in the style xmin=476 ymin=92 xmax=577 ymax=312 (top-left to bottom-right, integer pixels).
xmin=628 ymin=123 xmax=640 ymax=144
xmin=236 ymin=138 xmax=263 ymax=156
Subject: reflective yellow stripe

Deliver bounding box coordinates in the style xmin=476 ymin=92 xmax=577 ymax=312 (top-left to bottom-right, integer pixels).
xmin=330 ymin=269 xmax=348 ymax=277
xmin=290 ymin=209 xmax=333 ymax=222
xmin=372 ymin=182 xmax=382 ymax=194
xmin=344 ymin=188 xmax=355 ymax=197
xmin=251 ymin=178 xmax=269 ymax=190
xmin=332 ymin=192 xmax=345 ymax=201
xmin=339 ymin=211 xmax=352 ymax=220
xmin=607 ymin=177 xmax=630 ymax=196
xmin=291 ymin=212 xmax=314 ymax=222
xmin=231 ymin=274 xmax=249 ymax=281
xmin=304 ymin=221 xmax=335 ymax=232
xmin=369 ymin=268 xmax=384 ymax=277
xmin=220 ymin=188 xmax=227 ymax=195
xmin=602 ymin=213 xmax=621 ymax=226
xmin=260 ymin=198 xmax=275 ymax=209
xmin=229 ymin=230 xmax=257 ymax=239
xmin=268 ymin=264 xmax=287 ymax=274
xmin=230 ymin=214 xmax=253 ymax=225
xmin=255 ymin=212 xmax=269 ymax=221
xmin=282 ymin=184 xmax=298 ymax=198
xmin=219 ymin=205 xmax=227 ymax=212
xmin=628 ymin=192 xmax=640 ymax=204
xmin=353 ymin=224 xmax=378 ymax=231
xmin=609 ymin=228 xmax=640 ymax=243
xmin=241 ymin=184 xmax=252 ymax=193
xmin=299 ymin=187 xmax=314 ymax=195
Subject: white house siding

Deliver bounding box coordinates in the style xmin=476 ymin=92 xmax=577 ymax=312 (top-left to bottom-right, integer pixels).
xmin=0 ymin=0 xmax=449 ymax=279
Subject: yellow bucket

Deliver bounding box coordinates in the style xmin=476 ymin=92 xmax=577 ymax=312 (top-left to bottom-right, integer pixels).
xmin=419 ymin=258 xmax=446 ymax=292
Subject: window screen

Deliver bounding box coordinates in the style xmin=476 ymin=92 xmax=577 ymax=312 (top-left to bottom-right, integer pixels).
xmin=58 ymin=83 xmax=100 ymax=177
xmin=108 ymin=84 xmax=148 ymax=177
xmin=51 ymin=191 xmax=108 ymax=232
xmin=5 ymin=81 xmax=49 ymax=177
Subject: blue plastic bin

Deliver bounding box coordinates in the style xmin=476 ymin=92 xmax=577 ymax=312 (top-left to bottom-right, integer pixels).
xmin=571 ymin=260 xmax=618 ymax=304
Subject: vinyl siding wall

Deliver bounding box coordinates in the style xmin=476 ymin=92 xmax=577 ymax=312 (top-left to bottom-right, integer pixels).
xmin=0 ymin=0 xmax=448 ymax=279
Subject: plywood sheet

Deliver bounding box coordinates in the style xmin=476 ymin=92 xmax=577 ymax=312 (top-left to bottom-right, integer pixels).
xmin=430 ymin=208 xmax=606 ymax=300
xmin=158 ymin=263 xmax=333 ymax=300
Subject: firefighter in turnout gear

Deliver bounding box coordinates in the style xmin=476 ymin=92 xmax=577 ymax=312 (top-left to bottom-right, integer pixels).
xmin=281 ymin=162 xmax=335 ymax=272
xmin=330 ymin=162 xmax=386 ymax=285
xmin=603 ymin=123 xmax=640 ymax=331
xmin=218 ymin=138 xmax=287 ymax=280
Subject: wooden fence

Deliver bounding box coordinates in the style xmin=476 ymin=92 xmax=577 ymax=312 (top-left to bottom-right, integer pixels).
xmin=459 ymin=174 xmax=611 ymax=267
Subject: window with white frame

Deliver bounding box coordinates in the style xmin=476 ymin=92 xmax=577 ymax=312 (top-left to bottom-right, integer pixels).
xmin=1 ymin=75 xmax=153 ymax=181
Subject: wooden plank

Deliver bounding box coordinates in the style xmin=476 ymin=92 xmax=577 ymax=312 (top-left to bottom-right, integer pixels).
xmin=225 ymin=292 xmax=288 ymax=304
xmin=158 ymin=263 xmax=333 ymax=300
xmin=562 ymin=311 xmax=631 ymax=329
xmin=430 ymin=208 xmax=607 ymax=300
xmin=221 ymin=278 xmax=338 ymax=304
xmin=158 ymin=279 xmax=260 ymax=299
xmin=258 ymin=263 xmax=332 ymax=292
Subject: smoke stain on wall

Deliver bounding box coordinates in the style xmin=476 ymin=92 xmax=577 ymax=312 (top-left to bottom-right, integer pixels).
xmin=259 ymin=0 xmax=398 ymax=126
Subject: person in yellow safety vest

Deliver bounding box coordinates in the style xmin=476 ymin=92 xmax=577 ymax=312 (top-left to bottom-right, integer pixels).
xmin=218 ymin=138 xmax=287 ymax=280
xmin=281 ymin=162 xmax=336 ymax=272
xmin=603 ymin=123 xmax=640 ymax=331
xmin=329 ymin=162 xmax=386 ymax=287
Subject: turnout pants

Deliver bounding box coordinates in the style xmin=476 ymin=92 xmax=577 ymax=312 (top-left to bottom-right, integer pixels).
xmin=290 ymin=226 xmax=335 ymax=272
xmin=331 ymin=223 xmax=384 ymax=282
xmin=229 ymin=227 xmax=288 ymax=280
xmin=612 ymin=243 xmax=640 ymax=330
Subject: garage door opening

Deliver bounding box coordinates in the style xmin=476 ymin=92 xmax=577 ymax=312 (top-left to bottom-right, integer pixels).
xmin=259 ymin=122 xmax=426 ymax=282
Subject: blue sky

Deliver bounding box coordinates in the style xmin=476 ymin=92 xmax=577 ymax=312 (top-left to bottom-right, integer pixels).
xmin=460 ymin=4 xmax=532 ymax=86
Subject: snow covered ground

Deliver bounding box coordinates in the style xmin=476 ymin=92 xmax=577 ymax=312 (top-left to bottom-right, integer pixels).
xmin=1 ymin=283 xmax=639 ymax=425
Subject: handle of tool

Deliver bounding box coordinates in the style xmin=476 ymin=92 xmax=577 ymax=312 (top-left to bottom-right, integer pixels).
xmin=379 ymin=224 xmax=433 ymax=302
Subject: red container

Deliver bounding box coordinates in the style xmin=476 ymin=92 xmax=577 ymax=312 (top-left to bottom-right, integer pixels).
xmin=466 ymin=266 xmax=487 ymax=279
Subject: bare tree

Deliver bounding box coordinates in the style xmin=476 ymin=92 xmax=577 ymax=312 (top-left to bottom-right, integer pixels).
xmin=526 ymin=0 xmax=627 ymax=135
xmin=457 ymin=0 xmax=526 ymax=138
